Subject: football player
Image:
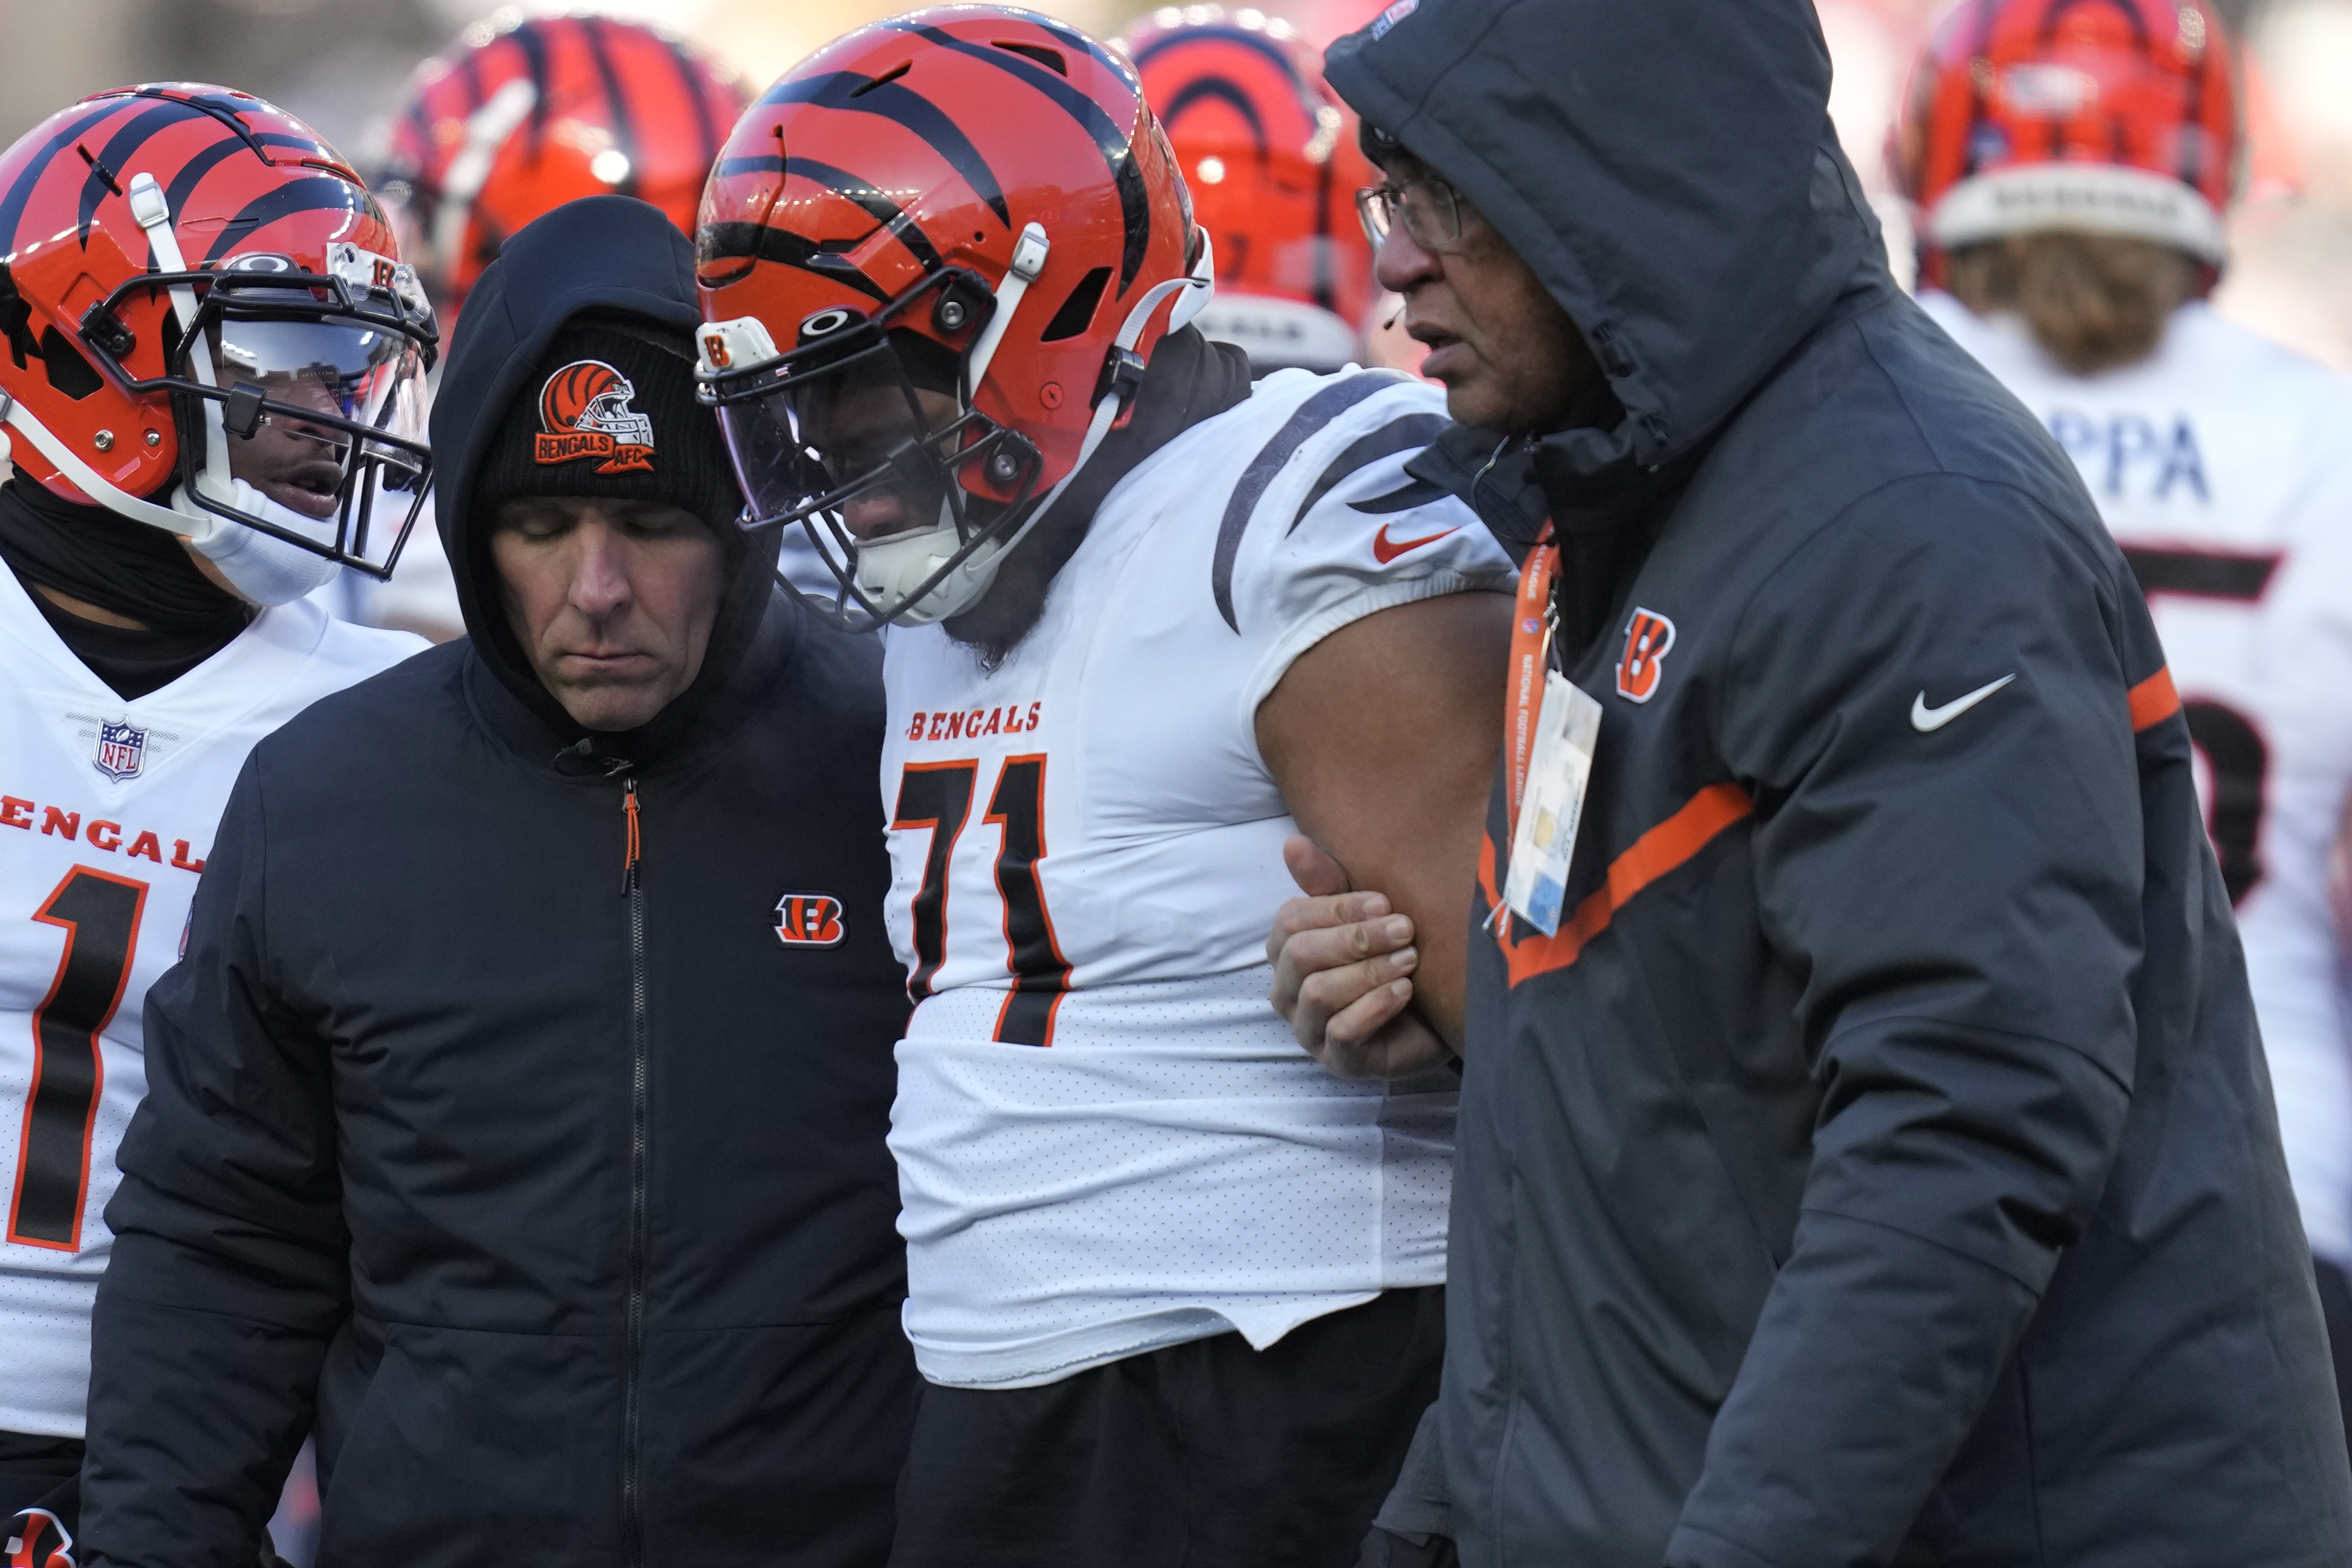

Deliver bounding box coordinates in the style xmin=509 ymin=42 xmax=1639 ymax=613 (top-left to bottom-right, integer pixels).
xmin=0 ymin=84 xmax=431 ymax=1560
xmin=367 ymin=11 xmax=750 ymax=639
xmin=1899 ymin=0 xmax=2352 ymax=1422
xmin=1122 ymin=5 xmax=1380 ymax=374
xmin=696 ymin=9 xmax=1512 ymax=1561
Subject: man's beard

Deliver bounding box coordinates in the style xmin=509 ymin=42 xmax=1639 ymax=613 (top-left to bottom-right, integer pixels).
xmin=941 ymin=495 xmax=1094 ymax=669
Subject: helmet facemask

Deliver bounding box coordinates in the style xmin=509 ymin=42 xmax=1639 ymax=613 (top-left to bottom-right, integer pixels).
xmin=703 ymin=231 xmax=1213 ymax=633
xmin=159 ymin=273 xmax=429 ymax=579
xmin=703 ymin=263 xmax=1055 ymax=631
xmin=81 ymin=230 xmax=439 ymax=582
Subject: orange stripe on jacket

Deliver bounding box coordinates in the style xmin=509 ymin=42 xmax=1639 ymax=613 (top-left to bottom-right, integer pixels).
xmin=2129 ymin=666 xmax=2180 ymax=732
xmin=1481 ymin=781 xmax=1754 ymax=987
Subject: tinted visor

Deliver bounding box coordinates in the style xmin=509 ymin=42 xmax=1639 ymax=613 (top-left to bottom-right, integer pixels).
xmin=717 ymin=331 xmax=968 ymax=546
xmin=169 ymin=302 xmax=435 ymax=576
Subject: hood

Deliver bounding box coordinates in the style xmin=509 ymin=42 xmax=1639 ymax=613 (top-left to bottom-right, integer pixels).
xmin=429 ymin=194 xmax=777 ymax=753
xmin=1324 ymin=0 xmax=1885 ymax=484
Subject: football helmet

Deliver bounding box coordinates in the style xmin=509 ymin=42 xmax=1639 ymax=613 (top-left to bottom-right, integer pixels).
xmin=0 ymin=84 xmax=437 ymax=587
xmin=380 ymin=13 xmax=748 ymax=318
xmin=696 ymin=5 xmax=1211 ymax=629
xmin=1894 ymin=0 xmax=2244 ymax=287
xmin=1122 ymin=5 xmax=1376 ymax=372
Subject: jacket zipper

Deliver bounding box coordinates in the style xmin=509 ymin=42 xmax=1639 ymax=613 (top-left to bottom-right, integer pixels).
xmin=621 ymin=776 xmax=649 ymax=1568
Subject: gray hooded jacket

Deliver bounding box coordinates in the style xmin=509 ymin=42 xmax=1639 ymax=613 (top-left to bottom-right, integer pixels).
xmin=1327 ymin=2 xmax=2352 ymax=1565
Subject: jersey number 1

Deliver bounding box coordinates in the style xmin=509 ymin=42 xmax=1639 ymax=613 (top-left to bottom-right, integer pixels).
xmin=892 ymin=755 xmax=1072 ymax=1046
xmin=10 ymin=867 xmax=146 ymax=1249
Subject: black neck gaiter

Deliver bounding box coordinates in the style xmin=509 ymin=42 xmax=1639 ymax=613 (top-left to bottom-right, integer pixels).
xmin=0 ymin=478 xmax=252 ymax=635
xmin=0 ymin=477 xmax=253 ymax=699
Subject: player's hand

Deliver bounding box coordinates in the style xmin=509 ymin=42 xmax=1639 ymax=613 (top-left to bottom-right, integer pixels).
xmin=1269 ymin=836 xmax=1453 ymax=1082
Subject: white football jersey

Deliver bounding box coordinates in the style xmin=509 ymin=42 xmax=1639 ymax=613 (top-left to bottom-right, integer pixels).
xmin=881 ymin=368 xmax=1514 ymax=1389
xmin=0 ymin=568 xmax=420 ymax=1436
xmin=1926 ymin=291 xmax=2352 ymax=1265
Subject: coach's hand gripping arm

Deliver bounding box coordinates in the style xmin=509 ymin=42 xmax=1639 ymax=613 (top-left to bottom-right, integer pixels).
xmin=80 ymin=763 xmax=350 ymax=1568
xmin=1259 ymin=589 xmax=1510 ymax=1081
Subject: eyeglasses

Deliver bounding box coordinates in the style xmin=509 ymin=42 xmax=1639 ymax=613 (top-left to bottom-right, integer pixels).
xmin=1355 ymin=178 xmax=1466 ymax=251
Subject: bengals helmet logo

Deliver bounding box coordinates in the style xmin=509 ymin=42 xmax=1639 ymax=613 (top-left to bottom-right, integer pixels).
xmin=775 ymin=893 xmax=845 ymax=948
xmin=7 ymin=1505 xmax=74 ymax=1568
xmin=534 ymin=360 xmax=656 ymax=474
xmin=1616 ymin=607 xmax=1676 ymax=703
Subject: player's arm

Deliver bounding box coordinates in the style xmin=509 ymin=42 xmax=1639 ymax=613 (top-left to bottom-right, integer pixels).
xmin=80 ymin=760 xmax=348 ymax=1567
xmin=1257 ymin=588 xmax=1510 ymax=1080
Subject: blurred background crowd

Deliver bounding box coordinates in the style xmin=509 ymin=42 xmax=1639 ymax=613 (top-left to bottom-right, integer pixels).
xmin=5 ymin=0 xmax=2352 ymax=367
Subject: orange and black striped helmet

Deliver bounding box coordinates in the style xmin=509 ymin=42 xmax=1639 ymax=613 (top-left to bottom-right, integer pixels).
xmin=695 ymin=5 xmax=1210 ymax=629
xmin=0 ymin=84 xmax=437 ymax=577
xmin=1122 ymin=5 xmax=1376 ymax=371
xmin=1895 ymin=0 xmax=2243 ymax=286
xmin=380 ymin=13 xmax=748 ymax=317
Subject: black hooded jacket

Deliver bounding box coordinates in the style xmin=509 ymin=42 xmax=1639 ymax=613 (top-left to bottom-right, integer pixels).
xmin=1329 ymin=3 xmax=2352 ymax=1565
xmin=79 ymin=198 xmax=916 ymax=1568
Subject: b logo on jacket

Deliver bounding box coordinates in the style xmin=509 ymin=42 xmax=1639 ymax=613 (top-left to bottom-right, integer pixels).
xmin=775 ymin=893 xmax=846 ymax=948
xmin=1617 ymin=608 xmax=1676 ymax=703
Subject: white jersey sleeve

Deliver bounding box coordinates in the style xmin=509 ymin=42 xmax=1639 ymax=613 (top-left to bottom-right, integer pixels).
xmin=1214 ymin=367 xmax=1515 ymax=717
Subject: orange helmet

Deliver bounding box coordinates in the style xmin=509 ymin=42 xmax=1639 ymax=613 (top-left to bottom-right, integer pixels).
xmin=1895 ymin=0 xmax=2244 ymax=287
xmin=0 ymin=84 xmax=437 ymax=580
xmin=380 ymin=13 xmax=748 ymax=317
xmin=696 ymin=5 xmax=1211 ymax=629
xmin=1122 ymin=5 xmax=1376 ymax=372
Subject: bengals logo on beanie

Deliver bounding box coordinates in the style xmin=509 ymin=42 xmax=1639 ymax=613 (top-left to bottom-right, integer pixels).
xmin=475 ymin=317 xmax=738 ymax=533
xmin=535 ymin=360 xmax=656 ymax=474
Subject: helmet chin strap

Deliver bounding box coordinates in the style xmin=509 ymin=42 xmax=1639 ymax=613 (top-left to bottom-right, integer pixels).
xmin=128 ymin=172 xmax=236 ymax=533
xmin=966 ymin=221 xmax=1051 ymax=394
xmin=0 ymin=389 xmax=187 ymax=535
xmin=861 ymin=232 xmax=1219 ymax=626
xmin=0 ymin=175 xmax=207 ymax=533
xmin=963 ymin=232 xmax=1218 ymax=564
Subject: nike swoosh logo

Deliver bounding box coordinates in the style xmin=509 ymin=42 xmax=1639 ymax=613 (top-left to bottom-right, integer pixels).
xmin=1372 ymin=522 xmax=1462 ymax=565
xmin=1911 ymin=674 xmax=2016 ymax=732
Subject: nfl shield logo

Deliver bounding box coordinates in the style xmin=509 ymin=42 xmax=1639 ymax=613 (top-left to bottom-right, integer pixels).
xmin=94 ymin=719 xmax=146 ymax=782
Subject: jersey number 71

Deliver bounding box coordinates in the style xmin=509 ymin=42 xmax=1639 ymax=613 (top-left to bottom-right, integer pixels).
xmin=892 ymin=755 xmax=1072 ymax=1047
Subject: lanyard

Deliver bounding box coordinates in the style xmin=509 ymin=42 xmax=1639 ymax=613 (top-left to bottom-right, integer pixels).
xmin=1505 ymin=521 xmax=1558 ymax=833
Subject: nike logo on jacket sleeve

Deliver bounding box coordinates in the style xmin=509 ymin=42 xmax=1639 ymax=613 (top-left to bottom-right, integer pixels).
xmin=1911 ymin=674 xmax=2018 ymax=732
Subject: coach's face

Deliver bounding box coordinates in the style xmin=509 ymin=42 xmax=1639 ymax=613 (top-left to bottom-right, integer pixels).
xmin=491 ymin=496 xmax=726 ymax=731
xmin=1372 ymin=152 xmax=1611 ymax=437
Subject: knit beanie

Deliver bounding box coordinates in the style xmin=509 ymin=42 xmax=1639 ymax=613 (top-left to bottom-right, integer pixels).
xmin=474 ymin=314 xmax=741 ymax=534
